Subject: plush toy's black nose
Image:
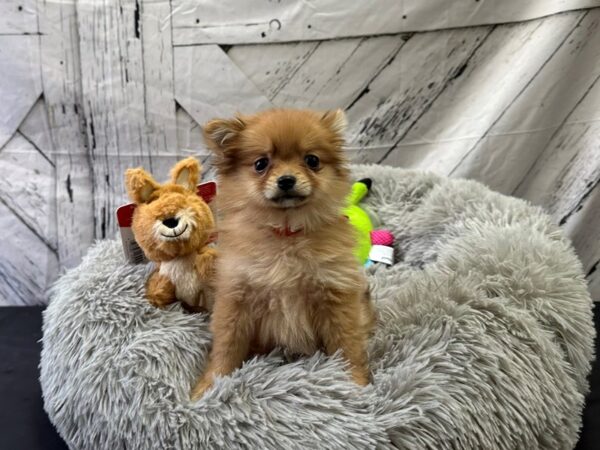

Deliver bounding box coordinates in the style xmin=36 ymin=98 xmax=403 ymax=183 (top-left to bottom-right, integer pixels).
xmin=277 ymin=175 xmax=296 ymax=191
xmin=162 ymin=217 xmax=179 ymax=229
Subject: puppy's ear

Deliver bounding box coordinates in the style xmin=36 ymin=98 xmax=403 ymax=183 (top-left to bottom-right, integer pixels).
xmin=170 ymin=157 xmax=200 ymax=190
xmin=202 ymin=115 xmax=246 ymax=153
xmin=125 ymin=168 xmax=159 ymax=204
xmin=321 ymin=109 xmax=347 ymax=135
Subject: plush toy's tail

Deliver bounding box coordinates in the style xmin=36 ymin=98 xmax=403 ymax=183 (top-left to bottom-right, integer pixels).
xmin=348 ymin=178 xmax=372 ymax=205
xmin=358 ymin=178 xmax=372 ymax=190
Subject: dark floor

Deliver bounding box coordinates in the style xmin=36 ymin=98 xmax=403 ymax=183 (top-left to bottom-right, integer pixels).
xmin=575 ymin=304 xmax=600 ymax=450
xmin=0 ymin=306 xmax=598 ymax=450
xmin=0 ymin=307 xmax=68 ymax=450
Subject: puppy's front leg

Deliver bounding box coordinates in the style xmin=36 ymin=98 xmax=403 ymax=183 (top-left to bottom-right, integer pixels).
xmin=191 ymin=295 xmax=252 ymax=399
xmin=316 ymin=290 xmax=371 ymax=386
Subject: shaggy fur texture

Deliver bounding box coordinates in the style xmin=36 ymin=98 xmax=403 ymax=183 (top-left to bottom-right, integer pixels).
xmin=41 ymin=165 xmax=595 ymax=449
xmin=194 ymin=109 xmax=373 ymax=399
xmin=125 ymin=157 xmax=217 ymax=311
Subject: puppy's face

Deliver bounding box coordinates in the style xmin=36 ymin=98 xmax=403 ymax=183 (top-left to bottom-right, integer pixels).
xmin=203 ymin=109 xmax=350 ymax=228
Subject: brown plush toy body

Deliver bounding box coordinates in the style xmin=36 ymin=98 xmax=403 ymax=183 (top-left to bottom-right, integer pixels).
xmin=125 ymin=157 xmax=217 ymax=312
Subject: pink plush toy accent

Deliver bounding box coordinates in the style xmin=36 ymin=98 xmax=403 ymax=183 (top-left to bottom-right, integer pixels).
xmin=370 ymin=229 xmax=394 ymax=246
xmin=366 ymin=229 xmax=395 ymax=266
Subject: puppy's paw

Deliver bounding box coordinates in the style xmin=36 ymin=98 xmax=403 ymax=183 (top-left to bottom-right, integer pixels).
xmin=190 ymin=375 xmax=214 ymax=400
xmin=181 ymin=302 xmax=209 ymax=314
xmin=146 ymin=295 xmax=175 ymax=309
xmin=351 ymin=367 xmax=370 ymax=387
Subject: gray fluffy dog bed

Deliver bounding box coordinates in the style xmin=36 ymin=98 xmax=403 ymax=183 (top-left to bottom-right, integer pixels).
xmin=41 ymin=165 xmax=595 ymax=449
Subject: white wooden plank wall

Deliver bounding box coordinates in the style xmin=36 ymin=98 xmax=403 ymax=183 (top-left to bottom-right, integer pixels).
xmin=0 ymin=0 xmax=598 ymax=304
xmin=39 ymin=0 xmax=95 ymax=274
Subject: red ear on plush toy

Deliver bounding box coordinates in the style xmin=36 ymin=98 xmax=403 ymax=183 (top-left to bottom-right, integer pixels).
xmin=170 ymin=157 xmax=201 ymax=191
xmin=125 ymin=168 xmax=159 ymax=204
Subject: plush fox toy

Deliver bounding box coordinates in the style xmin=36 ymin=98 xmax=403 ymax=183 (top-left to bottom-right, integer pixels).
xmin=125 ymin=157 xmax=217 ymax=312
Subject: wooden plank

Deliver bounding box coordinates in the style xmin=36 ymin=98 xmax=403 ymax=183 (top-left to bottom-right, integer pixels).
xmin=76 ymin=0 xmax=154 ymax=240
xmin=542 ymin=124 xmax=600 ymax=225
xmin=176 ymin=104 xmax=205 ymax=156
xmin=173 ymin=44 xmax=272 ymax=127
xmin=39 ymin=0 xmax=95 ymax=269
xmin=0 ymin=0 xmax=37 ymax=34
xmin=588 ymin=269 xmax=600 ymax=301
xmin=228 ymin=41 xmax=320 ymax=101
xmin=344 ymin=26 xmax=493 ymax=163
xmin=141 ymin=0 xmax=179 ymax=167
xmin=514 ymin=67 xmax=600 ymax=206
xmin=171 ymin=0 xmax=600 ymax=45
xmin=0 ymin=200 xmax=58 ymax=306
xmin=229 ymin=34 xmax=409 ymax=110
xmin=0 ymin=35 xmax=42 ymax=149
xmin=175 ymin=105 xmax=216 ymax=174
xmin=297 ymin=35 xmax=409 ymax=111
xmin=449 ymin=10 xmax=600 ymax=193
xmin=560 ymin=183 xmax=600 ymax=300
xmin=18 ymin=95 xmax=54 ymax=164
xmin=361 ymin=12 xmax=583 ymax=171
xmin=0 ymin=133 xmax=57 ymax=252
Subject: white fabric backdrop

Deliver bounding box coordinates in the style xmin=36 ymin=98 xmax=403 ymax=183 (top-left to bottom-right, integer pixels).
xmin=0 ymin=0 xmax=599 ymax=304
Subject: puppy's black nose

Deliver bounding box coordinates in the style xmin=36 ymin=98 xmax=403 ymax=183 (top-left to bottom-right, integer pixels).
xmin=162 ymin=217 xmax=179 ymax=229
xmin=277 ymin=175 xmax=296 ymax=191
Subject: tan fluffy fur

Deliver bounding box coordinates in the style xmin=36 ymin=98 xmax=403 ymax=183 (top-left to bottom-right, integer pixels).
xmin=192 ymin=109 xmax=375 ymax=399
xmin=125 ymin=157 xmax=217 ymax=312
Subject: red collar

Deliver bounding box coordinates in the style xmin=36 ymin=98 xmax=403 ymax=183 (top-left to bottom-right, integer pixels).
xmin=272 ymin=221 xmax=304 ymax=237
xmin=272 ymin=215 xmax=347 ymax=237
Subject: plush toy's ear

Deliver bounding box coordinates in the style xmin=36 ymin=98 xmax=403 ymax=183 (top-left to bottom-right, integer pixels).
xmin=170 ymin=157 xmax=201 ymax=190
xmin=321 ymin=109 xmax=347 ymax=135
xmin=125 ymin=168 xmax=159 ymax=204
xmin=202 ymin=115 xmax=246 ymax=153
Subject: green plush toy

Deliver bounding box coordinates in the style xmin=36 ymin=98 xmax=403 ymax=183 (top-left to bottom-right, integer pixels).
xmin=343 ymin=178 xmax=374 ymax=264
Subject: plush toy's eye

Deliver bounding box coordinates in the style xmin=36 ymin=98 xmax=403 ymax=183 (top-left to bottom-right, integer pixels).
xmin=254 ymin=157 xmax=269 ymax=173
xmin=305 ymin=154 xmax=320 ymax=170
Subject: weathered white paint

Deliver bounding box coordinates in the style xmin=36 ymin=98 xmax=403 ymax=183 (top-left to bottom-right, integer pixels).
xmin=563 ymin=184 xmax=600 ymax=298
xmin=18 ymin=96 xmax=53 ymax=162
xmin=515 ymin=72 xmax=600 ymax=248
xmin=0 ymin=132 xmax=56 ymax=249
xmin=348 ymin=26 xmax=494 ymax=161
xmin=0 ymin=0 xmax=37 ymax=34
xmin=40 ymin=0 xmax=95 ymax=269
xmin=228 ymin=41 xmax=319 ymax=102
xmin=514 ymin=65 xmax=600 ymax=205
xmin=0 ymin=133 xmax=58 ymax=306
xmin=171 ymin=0 xmax=600 ymax=45
xmin=367 ymin=12 xmax=586 ymax=172
xmin=230 ymin=35 xmax=409 ymax=110
xmin=77 ymin=0 xmax=182 ymax=243
xmin=451 ymin=10 xmax=600 ymax=193
xmin=141 ymin=0 xmax=179 ymax=166
xmin=174 ymin=44 xmax=272 ymax=126
xmin=0 ymin=1 xmax=599 ymax=303
xmin=176 ymin=105 xmax=207 ymax=157
xmin=0 ymin=35 xmax=42 ymax=149
xmin=0 ymin=200 xmax=58 ymax=306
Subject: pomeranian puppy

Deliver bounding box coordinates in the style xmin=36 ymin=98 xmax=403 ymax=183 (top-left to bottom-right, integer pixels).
xmin=191 ymin=108 xmax=374 ymax=399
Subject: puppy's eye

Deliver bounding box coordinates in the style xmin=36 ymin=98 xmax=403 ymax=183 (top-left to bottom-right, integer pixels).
xmin=305 ymin=154 xmax=320 ymax=170
xmin=254 ymin=157 xmax=269 ymax=173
